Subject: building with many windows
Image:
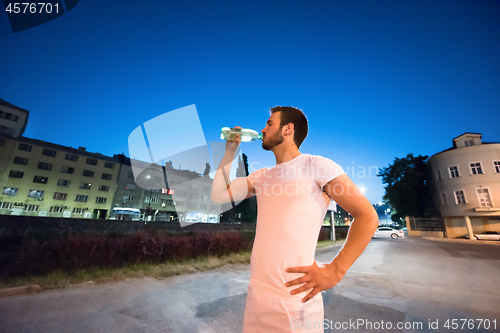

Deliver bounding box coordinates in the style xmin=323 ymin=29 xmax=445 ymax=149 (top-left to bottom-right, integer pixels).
xmin=428 ymin=133 xmax=500 ymax=238
xmin=0 ymin=135 xmax=120 ymax=219
xmin=110 ymin=155 xmax=221 ymax=223
xmin=0 ymin=97 xmax=221 ymax=222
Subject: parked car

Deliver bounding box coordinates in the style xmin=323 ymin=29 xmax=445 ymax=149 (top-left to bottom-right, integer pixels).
xmin=474 ymin=231 xmax=500 ymax=241
xmin=373 ymin=227 xmax=405 ymax=239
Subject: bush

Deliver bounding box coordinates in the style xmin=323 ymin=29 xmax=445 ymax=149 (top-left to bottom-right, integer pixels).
xmin=3 ymin=230 xmax=255 ymax=278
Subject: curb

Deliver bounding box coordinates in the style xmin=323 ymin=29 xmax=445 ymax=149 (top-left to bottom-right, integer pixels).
xmin=0 ymin=281 xmax=96 ymax=299
xmin=70 ymin=281 xmax=95 ymax=287
xmin=0 ymin=285 xmax=42 ymax=299
xmin=422 ymin=237 xmax=500 ymax=246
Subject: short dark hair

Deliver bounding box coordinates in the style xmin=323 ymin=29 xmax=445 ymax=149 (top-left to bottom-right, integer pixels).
xmin=270 ymin=106 xmax=308 ymax=148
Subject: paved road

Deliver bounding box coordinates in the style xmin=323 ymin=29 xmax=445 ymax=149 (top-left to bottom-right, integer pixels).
xmin=0 ymin=237 xmax=499 ymax=332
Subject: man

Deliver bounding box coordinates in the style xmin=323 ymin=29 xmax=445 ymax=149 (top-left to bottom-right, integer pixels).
xmin=211 ymin=106 xmax=378 ymax=332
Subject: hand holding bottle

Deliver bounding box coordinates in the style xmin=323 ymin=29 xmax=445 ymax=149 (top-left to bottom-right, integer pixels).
xmin=224 ymin=126 xmax=242 ymax=152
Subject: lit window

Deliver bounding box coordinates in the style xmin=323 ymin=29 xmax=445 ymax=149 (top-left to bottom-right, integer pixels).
xmin=79 ymin=182 xmax=92 ymax=190
xmin=2 ymin=187 xmax=18 ymax=196
xmin=28 ymin=190 xmax=44 ymax=198
xmin=33 ymin=176 xmax=49 ymax=184
xmin=162 ymin=188 xmax=174 ymax=195
xmin=33 ymin=176 xmax=48 ymax=184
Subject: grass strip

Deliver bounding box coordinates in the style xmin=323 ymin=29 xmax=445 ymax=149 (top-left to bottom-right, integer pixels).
xmin=316 ymin=239 xmax=345 ymax=248
xmin=0 ymin=252 xmax=252 ymax=290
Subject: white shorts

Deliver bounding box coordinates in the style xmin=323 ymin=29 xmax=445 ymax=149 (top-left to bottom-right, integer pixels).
xmin=242 ymin=283 xmax=324 ymax=333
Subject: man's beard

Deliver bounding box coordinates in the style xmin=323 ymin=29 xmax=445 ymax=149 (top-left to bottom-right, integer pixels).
xmin=262 ymin=131 xmax=284 ymax=151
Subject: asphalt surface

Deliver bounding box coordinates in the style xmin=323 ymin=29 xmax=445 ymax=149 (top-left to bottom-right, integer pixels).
xmin=0 ymin=237 xmax=499 ymax=332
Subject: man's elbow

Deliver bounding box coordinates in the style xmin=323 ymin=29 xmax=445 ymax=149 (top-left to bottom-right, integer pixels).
xmin=354 ymin=210 xmax=379 ymax=231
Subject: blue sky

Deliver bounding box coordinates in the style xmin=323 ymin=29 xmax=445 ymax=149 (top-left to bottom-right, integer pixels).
xmin=1 ymin=0 xmax=499 ymax=204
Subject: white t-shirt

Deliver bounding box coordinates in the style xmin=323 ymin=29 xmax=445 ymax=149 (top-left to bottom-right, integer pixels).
xmin=246 ymin=153 xmax=345 ymax=300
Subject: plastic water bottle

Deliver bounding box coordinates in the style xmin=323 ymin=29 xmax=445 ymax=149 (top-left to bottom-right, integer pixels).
xmin=220 ymin=127 xmax=262 ymax=142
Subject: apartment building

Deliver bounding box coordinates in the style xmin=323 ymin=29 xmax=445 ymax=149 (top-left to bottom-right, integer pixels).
xmin=428 ymin=133 xmax=500 ymax=238
xmin=111 ymin=155 xmax=221 ymax=223
xmin=0 ymin=135 xmax=120 ymax=219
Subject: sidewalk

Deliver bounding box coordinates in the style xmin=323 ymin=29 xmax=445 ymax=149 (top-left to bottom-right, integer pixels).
xmin=421 ymin=236 xmax=500 ymax=246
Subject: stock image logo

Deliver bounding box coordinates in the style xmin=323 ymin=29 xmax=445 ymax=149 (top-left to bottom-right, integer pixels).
xmin=3 ymin=0 xmax=79 ymax=33
xmin=128 ymin=104 xmax=246 ymax=227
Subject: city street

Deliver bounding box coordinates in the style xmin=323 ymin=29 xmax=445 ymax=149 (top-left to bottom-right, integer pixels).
xmin=0 ymin=237 xmax=499 ymax=332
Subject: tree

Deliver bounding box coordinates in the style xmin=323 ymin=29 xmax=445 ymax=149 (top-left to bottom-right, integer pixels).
xmin=377 ymin=153 xmax=437 ymax=221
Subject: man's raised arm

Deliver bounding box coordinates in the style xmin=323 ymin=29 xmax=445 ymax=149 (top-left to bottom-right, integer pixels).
xmin=211 ymin=128 xmax=255 ymax=204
